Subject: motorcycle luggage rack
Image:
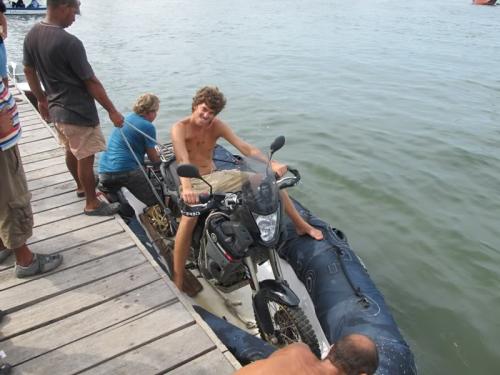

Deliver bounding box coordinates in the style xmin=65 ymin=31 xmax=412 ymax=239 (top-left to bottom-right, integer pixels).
xmin=156 ymin=142 xmax=175 ymax=164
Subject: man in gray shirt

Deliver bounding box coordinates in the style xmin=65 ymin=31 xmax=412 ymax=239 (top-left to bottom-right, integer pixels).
xmin=23 ymin=0 xmax=122 ymax=216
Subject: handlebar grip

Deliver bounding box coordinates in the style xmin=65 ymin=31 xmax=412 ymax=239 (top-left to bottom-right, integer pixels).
xmin=199 ymin=193 xmax=211 ymax=204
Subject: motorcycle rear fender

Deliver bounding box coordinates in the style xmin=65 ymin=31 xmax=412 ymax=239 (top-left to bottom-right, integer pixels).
xmin=253 ymin=279 xmax=300 ymax=335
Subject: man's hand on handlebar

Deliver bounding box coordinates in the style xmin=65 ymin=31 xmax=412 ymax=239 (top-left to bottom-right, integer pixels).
xmin=271 ymin=160 xmax=288 ymax=178
xmin=181 ymin=188 xmax=200 ymax=205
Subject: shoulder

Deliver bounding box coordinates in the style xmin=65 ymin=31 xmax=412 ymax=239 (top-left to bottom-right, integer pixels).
xmin=171 ymin=117 xmax=189 ymax=131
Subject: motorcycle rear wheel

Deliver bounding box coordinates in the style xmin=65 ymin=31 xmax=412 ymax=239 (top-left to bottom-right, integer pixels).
xmin=255 ymin=301 xmax=321 ymax=358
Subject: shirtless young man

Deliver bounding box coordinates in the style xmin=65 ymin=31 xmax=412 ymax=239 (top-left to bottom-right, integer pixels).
xmin=170 ymin=86 xmax=323 ymax=295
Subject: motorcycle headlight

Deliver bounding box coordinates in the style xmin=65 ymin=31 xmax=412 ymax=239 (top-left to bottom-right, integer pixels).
xmin=254 ymin=211 xmax=278 ymax=242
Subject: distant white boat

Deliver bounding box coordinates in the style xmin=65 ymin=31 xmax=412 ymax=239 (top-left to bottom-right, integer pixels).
xmin=5 ymin=1 xmax=46 ymax=15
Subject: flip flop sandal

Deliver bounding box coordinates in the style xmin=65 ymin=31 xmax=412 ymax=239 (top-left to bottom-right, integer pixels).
xmin=84 ymin=201 xmax=121 ymax=216
xmin=14 ymin=253 xmax=63 ymax=278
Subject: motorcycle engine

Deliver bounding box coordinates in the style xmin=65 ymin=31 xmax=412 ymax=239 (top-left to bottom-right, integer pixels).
xmin=199 ymin=215 xmax=248 ymax=288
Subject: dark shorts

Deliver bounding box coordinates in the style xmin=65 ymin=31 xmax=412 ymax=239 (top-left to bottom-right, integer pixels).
xmin=0 ymin=146 xmax=34 ymax=249
xmin=99 ymin=168 xmax=157 ymax=206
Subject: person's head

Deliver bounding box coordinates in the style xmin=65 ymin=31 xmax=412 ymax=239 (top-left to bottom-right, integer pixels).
xmin=191 ymin=86 xmax=226 ymax=127
xmin=325 ymin=334 xmax=379 ymax=375
xmin=133 ymin=93 xmax=160 ymax=122
xmin=47 ymin=0 xmax=81 ymax=28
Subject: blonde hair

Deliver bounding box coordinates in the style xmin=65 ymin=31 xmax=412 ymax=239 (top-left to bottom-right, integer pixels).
xmin=133 ymin=93 xmax=160 ymax=116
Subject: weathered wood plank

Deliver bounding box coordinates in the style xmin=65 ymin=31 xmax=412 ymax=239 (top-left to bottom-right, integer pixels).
xmin=0 ymin=220 xmax=124 ymax=272
xmin=25 ymin=163 xmax=69 ymax=183
xmin=21 ymin=148 xmax=65 ymax=165
xmin=0 ymin=246 xmax=147 ymax=312
xmin=19 ymin=114 xmax=42 ymax=123
xmin=87 ymin=324 xmax=217 ymax=375
xmin=168 ymin=348 xmax=237 ymax=375
xmin=23 ymin=155 xmax=65 ymax=174
xmin=19 ymin=128 xmax=54 ymax=145
xmin=16 ymin=302 xmax=194 ymax=375
xmin=30 ymin=180 xmax=76 ymax=201
xmin=32 ymin=200 xmax=84 ymax=227
xmin=0 ymin=232 xmax=135 ymax=289
xmin=21 ymin=118 xmax=45 ymax=127
xmin=31 ymin=190 xmax=83 ymax=213
xmin=29 ymin=215 xmax=116 ymax=245
xmin=18 ymin=138 xmax=60 ymax=157
xmin=2 ymin=280 xmax=173 ymax=366
xmin=28 ymin=171 xmax=74 ymax=191
xmin=0 ymin=263 xmax=161 ymax=341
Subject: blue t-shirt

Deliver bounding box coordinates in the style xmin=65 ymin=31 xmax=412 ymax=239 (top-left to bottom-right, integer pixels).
xmin=98 ymin=112 xmax=157 ymax=173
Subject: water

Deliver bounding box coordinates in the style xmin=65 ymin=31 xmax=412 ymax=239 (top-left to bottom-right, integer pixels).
xmin=6 ymin=0 xmax=500 ymax=373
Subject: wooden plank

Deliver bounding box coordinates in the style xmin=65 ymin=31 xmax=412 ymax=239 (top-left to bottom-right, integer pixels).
xmin=88 ymin=324 xmax=217 ymax=375
xmin=24 ymin=155 xmax=65 ymax=174
xmin=19 ymin=128 xmax=54 ymax=145
xmin=0 ymin=246 xmax=147 ymax=312
xmin=168 ymin=348 xmax=237 ymax=375
xmin=0 ymin=220 xmax=124 ymax=272
xmin=19 ymin=114 xmax=42 ymax=123
xmin=28 ymin=171 xmax=74 ymax=191
xmin=18 ymin=138 xmax=60 ymax=157
xmin=2 ymin=280 xmax=173 ymax=366
xmin=0 ymin=263 xmax=161 ymax=341
xmin=16 ymin=302 xmax=194 ymax=375
xmin=33 ymin=200 xmax=84 ymax=226
xmin=0 ymin=232 xmax=136 ymax=290
xmin=29 ymin=215 xmax=116 ymax=246
xmin=31 ymin=190 xmax=83 ymax=213
xmin=30 ymin=180 xmax=76 ymax=201
xmin=25 ymin=163 xmax=69 ymax=183
xmin=22 ymin=122 xmax=46 ymax=130
xmin=21 ymin=148 xmax=65 ymax=165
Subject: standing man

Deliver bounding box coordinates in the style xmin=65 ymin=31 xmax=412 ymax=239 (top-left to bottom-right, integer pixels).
xmin=23 ymin=0 xmax=123 ymax=216
xmin=0 ymin=82 xmax=63 ymax=277
xmin=171 ymin=86 xmax=323 ymax=295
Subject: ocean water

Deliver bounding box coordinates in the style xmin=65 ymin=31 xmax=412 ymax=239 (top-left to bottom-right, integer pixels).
xmin=6 ymin=0 xmax=500 ymax=373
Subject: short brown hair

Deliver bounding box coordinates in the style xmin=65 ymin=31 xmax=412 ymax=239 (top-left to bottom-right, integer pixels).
xmin=133 ymin=93 xmax=160 ymax=116
xmin=192 ymin=86 xmax=226 ymax=115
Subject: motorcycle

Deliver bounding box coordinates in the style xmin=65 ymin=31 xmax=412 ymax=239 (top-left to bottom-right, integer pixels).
xmin=144 ymin=136 xmax=321 ymax=356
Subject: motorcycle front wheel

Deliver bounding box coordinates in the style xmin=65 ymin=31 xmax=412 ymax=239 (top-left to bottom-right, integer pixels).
xmin=255 ymin=300 xmax=321 ymax=358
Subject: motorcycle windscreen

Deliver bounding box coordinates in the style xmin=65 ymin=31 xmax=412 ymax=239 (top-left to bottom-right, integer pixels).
xmin=240 ymin=156 xmax=279 ymax=216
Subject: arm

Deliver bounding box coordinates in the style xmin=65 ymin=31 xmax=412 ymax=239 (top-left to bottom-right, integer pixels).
xmin=171 ymin=121 xmax=198 ymax=204
xmin=0 ymin=13 xmax=7 ymax=40
xmin=83 ymin=76 xmax=123 ymax=127
xmin=23 ymin=66 xmax=49 ymax=121
xmin=146 ymin=147 xmax=160 ymax=164
xmin=219 ymin=121 xmax=288 ymax=176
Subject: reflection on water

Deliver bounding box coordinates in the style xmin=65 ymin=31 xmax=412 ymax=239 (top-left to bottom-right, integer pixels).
xmin=6 ymin=0 xmax=500 ymax=373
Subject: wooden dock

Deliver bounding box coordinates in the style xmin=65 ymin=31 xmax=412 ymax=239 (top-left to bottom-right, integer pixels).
xmin=0 ymin=86 xmax=240 ymax=374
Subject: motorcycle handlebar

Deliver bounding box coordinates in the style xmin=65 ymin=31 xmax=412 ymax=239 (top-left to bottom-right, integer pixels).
xmin=277 ymin=166 xmax=301 ymax=189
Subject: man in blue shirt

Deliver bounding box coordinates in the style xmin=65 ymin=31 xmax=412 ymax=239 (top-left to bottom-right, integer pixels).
xmin=98 ymin=93 xmax=160 ymax=206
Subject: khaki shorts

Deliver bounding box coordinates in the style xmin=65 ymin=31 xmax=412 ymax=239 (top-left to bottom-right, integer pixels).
xmin=0 ymin=145 xmax=33 ymax=249
xmin=190 ymin=169 xmax=251 ymax=194
xmin=55 ymin=122 xmax=106 ymax=160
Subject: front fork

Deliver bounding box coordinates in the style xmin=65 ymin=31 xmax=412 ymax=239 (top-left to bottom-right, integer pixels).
xmin=245 ymin=251 xmax=300 ymax=340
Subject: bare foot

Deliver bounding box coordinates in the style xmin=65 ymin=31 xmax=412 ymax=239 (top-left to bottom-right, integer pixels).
xmin=297 ymin=224 xmax=324 ymax=240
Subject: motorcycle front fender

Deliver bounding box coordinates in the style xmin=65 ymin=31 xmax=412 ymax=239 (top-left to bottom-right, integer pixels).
xmin=252 ymin=279 xmax=300 ymax=336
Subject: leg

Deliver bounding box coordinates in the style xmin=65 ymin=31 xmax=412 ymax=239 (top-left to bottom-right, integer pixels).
xmin=173 ymin=215 xmax=198 ymax=291
xmin=281 ymin=191 xmax=324 ymax=240
xmin=65 ymin=149 xmax=84 ymax=195
xmin=77 ymin=154 xmax=101 ymax=210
